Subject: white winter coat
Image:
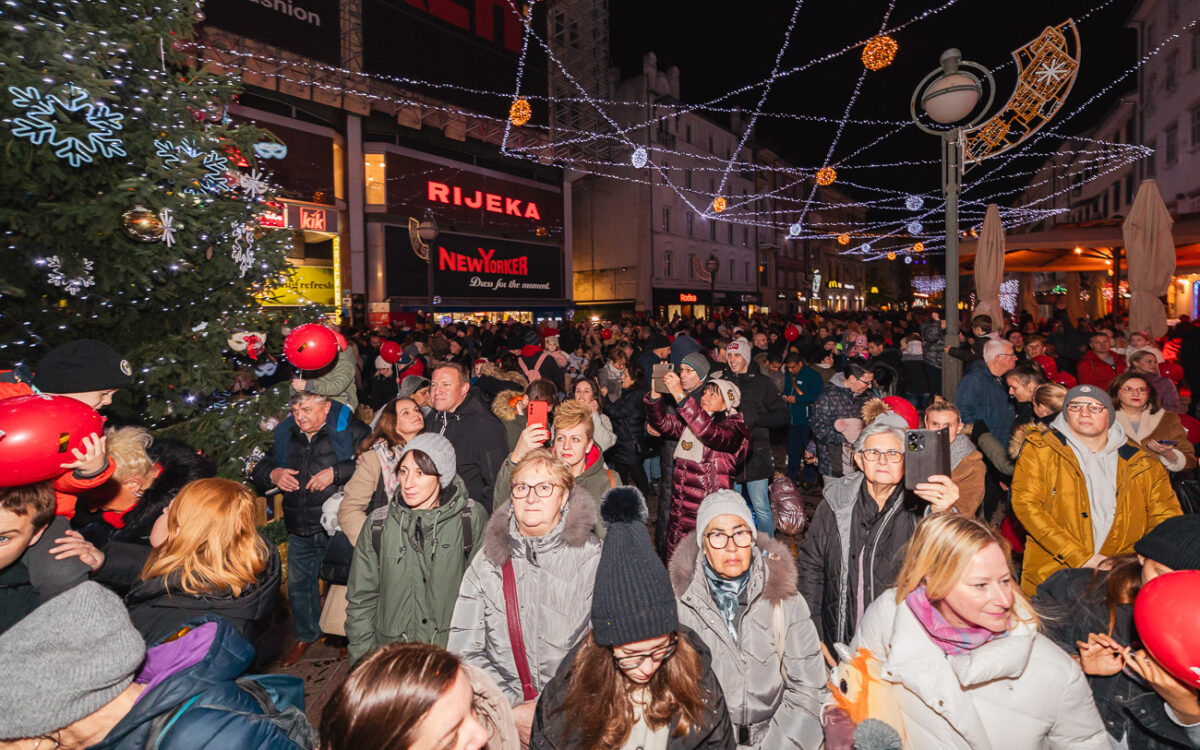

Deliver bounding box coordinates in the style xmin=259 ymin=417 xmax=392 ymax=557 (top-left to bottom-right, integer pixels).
xmin=850 ymin=589 xmax=1110 ymax=750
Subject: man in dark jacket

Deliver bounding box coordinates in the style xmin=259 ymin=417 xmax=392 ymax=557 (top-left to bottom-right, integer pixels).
xmin=956 ymin=339 xmax=1018 ymax=444
xmin=866 ymin=335 xmax=903 ymax=375
xmin=0 ymin=583 xmax=313 ymax=749
xmin=426 ymin=361 xmax=509 ymax=513
xmin=252 ymin=391 xmax=368 ymax=665
xmin=721 ymin=337 xmax=788 ymax=536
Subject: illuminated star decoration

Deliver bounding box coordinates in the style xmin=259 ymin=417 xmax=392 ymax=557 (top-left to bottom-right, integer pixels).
xmin=631 ymin=146 xmax=648 ymax=168
xmin=42 ymin=255 xmax=95 ymax=295
xmin=8 ymin=84 xmax=125 ymax=167
xmin=236 ymin=168 xmax=269 ymax=199
xmin=159 ymin=208 xmax=178 ymax=248
xmin=1034 ymin=59 xmax=1069 ymax=84
xmin=229 ymin=222 xmax=256 ymax=277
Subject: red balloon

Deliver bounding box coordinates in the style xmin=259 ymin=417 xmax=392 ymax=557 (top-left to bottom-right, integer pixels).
xmin=284 ymin=323 xmax=339 ymax=371
xmin=1180 ymin=414 xmax=1200 ymax=444
xmin=1135 ymin=570 xmax=1200 ymax=688
xmin=379 ymin=341 xmax=402 ymax=364
xmin=331 ymin=329 xmax=348 ymax=352
xmin=1033 ymin=354 xmax=1057 ymax=376
xmin=1161 ymin=361 xmax=1184 ymax=384
xmin=601 ymin=328 xmax=613 ymax=340
xmin=1052 ymin=371 xmax=1077 ymax=388
xmin=0 ymin=395 xmax=105 ymax=487
xmin=784 ymin=325 xmax=800 ymax=342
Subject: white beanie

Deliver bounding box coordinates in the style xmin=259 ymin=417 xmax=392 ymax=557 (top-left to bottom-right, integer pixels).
xmin=375 ymin=355 xmax=390 ymax=369
xmin=696 ymin=489 xmax=755 ymax=539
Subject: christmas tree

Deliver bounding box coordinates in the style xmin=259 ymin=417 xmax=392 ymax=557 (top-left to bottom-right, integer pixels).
xmin=0 ymin=0 xmax=313 ymax=475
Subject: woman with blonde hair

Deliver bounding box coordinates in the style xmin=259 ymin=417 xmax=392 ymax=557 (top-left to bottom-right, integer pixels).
xmin=845 ymin=513 xmax=1109 ymax=749
xmin=76 ymin=477 xmax=282 ymax=645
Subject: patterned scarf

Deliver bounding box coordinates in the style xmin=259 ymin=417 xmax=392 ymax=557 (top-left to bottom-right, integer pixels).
xmin=703 ymin=559 xmax=750 ymax=643
xmin=904 ymin=585 xmax=1006 ymax=655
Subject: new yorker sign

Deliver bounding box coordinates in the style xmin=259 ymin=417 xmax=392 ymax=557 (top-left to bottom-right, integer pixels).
xmin=385 ymin=228 xmax=563 ymax=300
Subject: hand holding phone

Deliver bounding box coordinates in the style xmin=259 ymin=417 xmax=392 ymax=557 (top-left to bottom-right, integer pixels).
xmin=527 ymin=400 xmax=549 ymax=432
xmin=904 ymin=428 xmax=951 ymax=492
xmin=652 ymin=363 xmax=673 ymax=394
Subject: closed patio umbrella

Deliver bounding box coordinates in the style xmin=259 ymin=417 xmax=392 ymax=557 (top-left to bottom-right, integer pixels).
xmin=1124 ymin=179 xmax=1175 ymax=340
xmin=1019 ymin=272 xmax=1038 ymax=320
xmin=973 ymin=204 xmax=1006 ymax=331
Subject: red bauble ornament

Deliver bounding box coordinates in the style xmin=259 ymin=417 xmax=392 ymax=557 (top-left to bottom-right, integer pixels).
xmin=379 ymin=341 xmax=402 ymax=364
xmin=784 ymin=325 xmax=800 ymax=342
xmin=1135 ymin=570 xmax=1200 ymax=688
xmin=284 ymin=324 xmax=339 ymax=371
xmin=0 ymin=395 xmax=105 ymax=487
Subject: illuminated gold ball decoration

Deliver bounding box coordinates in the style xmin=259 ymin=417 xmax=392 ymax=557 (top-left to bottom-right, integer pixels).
xmin=862 ymin=35 xmax=898 ymax=71
xmin=887 ymin=252 xmax=897 ymax=261
xmin=509 ymin=97 xmax=532 ymax=127
xmin=712 ymin=196 xmax=727 ymax=213
xmin=535 ymin=226 xmax=549 ymax=237
xmin=815 ymin=166 xmax=837 ymax=186
xmin=913 ymin=242 xmax=924 ymax=253
xmin=122 ymin=205 xmax=164 ymax=243
xmin=837 ymin=233 xmax=850 ymax=246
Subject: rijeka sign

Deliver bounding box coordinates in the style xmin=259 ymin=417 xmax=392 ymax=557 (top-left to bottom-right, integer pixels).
xmin=426 ymin=180 xmax=542 ymax=220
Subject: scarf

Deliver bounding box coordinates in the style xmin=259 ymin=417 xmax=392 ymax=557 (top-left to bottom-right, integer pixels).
xmin=703 ymin=558 xmax=750 ymax=643
xmin=372 ymin=440 xmax=404 ymax=496
xmin=905 ymin=585 xmax=1006 ymax=655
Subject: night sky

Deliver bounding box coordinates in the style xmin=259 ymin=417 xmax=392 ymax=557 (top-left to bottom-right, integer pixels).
xmin=608 ymin=0 xmax=1139 ymax=199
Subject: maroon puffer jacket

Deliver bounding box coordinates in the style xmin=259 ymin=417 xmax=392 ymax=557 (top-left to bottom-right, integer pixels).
xmin=645 ymin=396 xmax=750 ymax=558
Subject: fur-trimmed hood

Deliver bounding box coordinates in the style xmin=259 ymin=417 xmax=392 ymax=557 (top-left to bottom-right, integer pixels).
xmin=1009 ymin=420 xmax=1049 ymax=459
xmin=667 ymin=529 xmax=798 ymax=605
xmin=114 ymin=437 xmax=216 ymax=545
xmin=478 ymin=360 xmax=527 ymax=386
xmin=491 ymin=389 xmax=524 ymax=421
xmin=481 ymin=485 xmax=598 ymax=567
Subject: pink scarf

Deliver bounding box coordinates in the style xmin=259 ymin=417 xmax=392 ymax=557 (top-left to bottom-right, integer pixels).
xmin=904 ymin=586 xmax=1006 ymax=655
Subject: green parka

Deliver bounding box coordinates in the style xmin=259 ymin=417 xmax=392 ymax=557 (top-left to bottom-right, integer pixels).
xmin=345 ymin=474 xmax=489 ymax=663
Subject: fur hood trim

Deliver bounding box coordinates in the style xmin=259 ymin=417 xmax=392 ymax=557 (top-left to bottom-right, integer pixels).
xmin=481 ymin=485 xmax=598 ymax=567
xmin=491 ymin=389 xmax=524 ymax=421
xmin=478 ymin=361 xmax=527 ymax=386
xmin=667 ymin=530 xmax=798 ymax=604
xmin=1008 ymin=421 xmax=1048 ymax=459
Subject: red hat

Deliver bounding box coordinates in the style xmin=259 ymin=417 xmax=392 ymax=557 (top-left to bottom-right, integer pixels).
xmin=882 ymin=396 xmax=920 ymax=429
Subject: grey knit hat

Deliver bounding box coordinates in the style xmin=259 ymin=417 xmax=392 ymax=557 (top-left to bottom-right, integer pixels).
xmin=0 ymin=582 xmax=146 ymax=739
xmin=680 ymin=351 xmax=711 ymax=382
xmin=591 ymin=487 xmax=678 ymax=646
xmin=399 ymin=375 xmax=431 ymax=399
xmin=400 ymin=433 xmax=457 ymax=487
xmin=1063 ymin=384 xmax=1115 ymax=423
xmin=695 ymin=489 xmax=755 ymax=540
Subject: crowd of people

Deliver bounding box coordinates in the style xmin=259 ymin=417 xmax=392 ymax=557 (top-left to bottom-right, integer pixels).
xmin=4 ymin=302 xmax=1200 ymax=749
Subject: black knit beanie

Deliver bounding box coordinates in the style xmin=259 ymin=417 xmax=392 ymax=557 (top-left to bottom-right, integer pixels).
xmin=1134 ymin=514 xmax=1200 ymax=571
xmin=591 ymin=486 xmax=678 ymax=646
xmin=32 ymin=339 xmax=132 ymax=394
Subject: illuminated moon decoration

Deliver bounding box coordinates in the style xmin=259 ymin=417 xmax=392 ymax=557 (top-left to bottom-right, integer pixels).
xmin=964 ymin=19 xmax=1080 ymax=165
xmin=631 ymin=146 xmax=648 ymax=168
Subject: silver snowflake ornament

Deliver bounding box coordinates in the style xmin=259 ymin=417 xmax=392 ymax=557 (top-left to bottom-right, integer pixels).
xmin=1034 ymin=59 xmax=1069 ymax=84
xmin=8 ymin=84 xmax=125 ymax=168
xmin=230 ymin=222 xmax=256 ymax=277
xmin=43 ymin=255 xmax=95 ymax=295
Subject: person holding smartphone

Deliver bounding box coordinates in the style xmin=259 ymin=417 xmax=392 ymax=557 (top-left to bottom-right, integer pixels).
xmin=1109 ymin=371 xmax=1197 ymax=474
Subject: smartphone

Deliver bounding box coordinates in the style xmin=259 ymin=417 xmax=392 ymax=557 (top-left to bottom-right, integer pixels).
xmin=527 ymin=400 xmax=549 ymax=433
xmin=1158 ymin=440 xmax=1178 ymax=446
xmin=904 ymin=427 xmax=951 ymax=492
xmin=652 ymin=362 xmax=673 ymax=394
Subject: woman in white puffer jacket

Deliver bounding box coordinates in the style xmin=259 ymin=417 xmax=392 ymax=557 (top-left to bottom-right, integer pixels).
xmin=846 ymin=513 xmax=1110 ymax=750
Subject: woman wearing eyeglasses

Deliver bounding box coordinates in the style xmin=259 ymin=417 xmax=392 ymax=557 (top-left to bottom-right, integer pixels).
xmin=448 ymin=449 xmax=602 ymax=747
xmin=345 ymin=433 xmax=489 ymax=664
xmin=668 ymin=491 xmax=827 ymax=749
xmin=1108 ymin=371 xmax=1197 ymax=473
xmin=530 ymin=487 xmax=733 ymax=750
xmin=797 ymin=417 xmax=960 ymax=649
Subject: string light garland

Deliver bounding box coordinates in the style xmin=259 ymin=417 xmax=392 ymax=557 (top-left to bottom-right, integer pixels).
xmin=861 ymin=35 xmax=899 ymax=70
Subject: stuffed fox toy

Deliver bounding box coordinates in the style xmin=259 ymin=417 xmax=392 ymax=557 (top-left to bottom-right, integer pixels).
xmin=827 ymin=645 xmax=906 ymax=749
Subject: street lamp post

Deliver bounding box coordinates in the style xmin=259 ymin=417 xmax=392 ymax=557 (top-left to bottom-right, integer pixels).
xmin=418 ymin=211 xmax=439 ymax=322
xmin=705 ymin=253 xmax=720 ymax=319
xmin=910 ymin=49 xmax=994 ymax=397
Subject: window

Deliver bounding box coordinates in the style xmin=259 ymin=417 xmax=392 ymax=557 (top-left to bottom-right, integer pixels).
xmin=729 ymin=259 xmax=735 ymax=282
xmin=364 ymin=155 xmax=387 ymax=204
xmin=1146 ymin=140 xmax=1157 ymax=177
xmin=662 ymin=207 xmax=670 ymax=232
xmin=1169 ymin=0 xmax=1179 ymax=25
xmin=1192 ymin=109 xmax=1200 ymax=149
xmin=710 ymin=220 xmax=717 ymax=241
xmin=1146 ymin=23 xmax=1155 ymax=51
xmin=689 ymin=254 xmax=696 ymax=279
xmin=1146 ymin=76 xmax=1156 ymax=111
xmin=1126 ymin=174 xmax=1136 ymax=203
xmin=727 ymin=223 xmax=734 ymax=244
xmin=1166 ymin=56 xmax=1177 ymax=92
xmin=1112 ymin=183 xmax=1121 ymax=212
xmin=687 ymin=212 xmax=694 ymax=237
xmin=745 ymin=261 xmax=750 ymax=282
xmin=1192 ymin=28 xmax=1200 ymax=70
xmin=742 ymin=226 xmax=749 ymax=247
xmin=685 ymin=125 xmax=692 ymax=144
xmin=664 ymin=251 xmax=673 ymax=277
xmin=708 ymin=135 xmax=714 ymax=153
xmin=1166 ymin=125 xmax=1179 ymax=164
xmin=685 ymin=169 xmax=692 ymax=189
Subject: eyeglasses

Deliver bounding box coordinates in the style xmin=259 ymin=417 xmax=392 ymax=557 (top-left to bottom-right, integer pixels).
xmin=858 ymin=448 xmax=904 ymax=464
xmin=1066 ymin=402 xmax=1106 ymax=414
xmin=613 ymin=635 xmax=678 ymax=670
xmin=511 ymin=482 xmax=561 ymax=499
xmin=1120 ymin=386 xmax=1148 ymax=394
xmin=704 ymin=529 xmax=754 ymax=549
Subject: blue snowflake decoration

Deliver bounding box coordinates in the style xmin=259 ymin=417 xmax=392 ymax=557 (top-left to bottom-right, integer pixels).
xmin=906 ymin=220 xmax=922 ymax=236
xmin=153 ymin=137 xmax=229 ymax=193
xmin=8 ymin=84 xmax=125 ymax=167
xmin=905 ymin=194 xmax=924 ymax=211
xmin=788 ymin=222 xmax=802 ymax=238
xmin=631 ymin=146 xmax=648 ymax=168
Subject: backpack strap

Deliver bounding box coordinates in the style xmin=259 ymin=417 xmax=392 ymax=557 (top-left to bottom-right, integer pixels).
xmin=502 ymin=559 xmax=538 ymax=702
xmin=460 ymin=498 xmax=474 ymax=562
xmin=771 ymin=600 xmax=787 ymax=680
xmin=606 ymin=469 xmax=617 ymax=488
xmin=145 ymin=694 xmax=203 ymax=750
xmin=369 ymin=506 xmax=388 ymax=565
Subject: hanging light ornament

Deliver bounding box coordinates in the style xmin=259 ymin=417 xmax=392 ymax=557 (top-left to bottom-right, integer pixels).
xmin=862 ymin=35 xmax=898 ymax=71
xmin=913 ymin=242 xmax=924 ymax=253
xmin=837 ymin=233 xmax=850 ymax=246
xmin=788 ymin=222 xmax=802 ymax=237
xmin=712 ymin=196 xmax=727 ymax=213
xmin=122 ymin=205 xmax=165 ymax=242
xmin=631 ymin=146 xmax=648 ymax=168
xmin=887 ymin=252 xmax=897 ymax=261
xmin=904 ymin=255 xmax=913 ymax=264
xmin=509 ymin=97 xmax=532 ymax=127
xmin=816 ymin=166 xmax=837 ymax=186
xmin=905 ymin=194 xmax=924 ymax=211
xmin=907 ymin=220 xmax=922 ymax=235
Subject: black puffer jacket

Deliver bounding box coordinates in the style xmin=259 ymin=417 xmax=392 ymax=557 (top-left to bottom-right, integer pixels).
xmin=125 ymin=539 xmax=282 ymax=646
xmin=1035 ymin=568 xmax=1197 ymax=750
xmin=719 ymin=363 xmax=789 ymax=482
xmin=251 ymin=415 xmax=370 ymax=537
xmin=529 ymin=625 xmax=735 ymax=750
xmin=425 ymin=389 xmax=510 ymax=513
xmin=605 ymin=386 xmax=648 ymax=467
